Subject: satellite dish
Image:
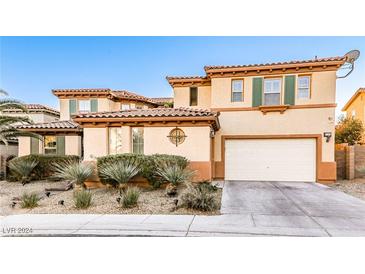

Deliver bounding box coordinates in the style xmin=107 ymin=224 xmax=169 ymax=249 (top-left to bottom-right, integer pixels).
xmin=337 ymin=49 xmax=360 ymax=78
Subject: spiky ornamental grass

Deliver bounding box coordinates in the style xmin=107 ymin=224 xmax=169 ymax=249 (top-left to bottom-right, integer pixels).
xmin=20 ymin=192 xmax=41 ymax=208
xmin=98 ymin=161 xmax=140 ymax=188
xmin=73 ymin=190 xmax=93 ymax=209
xmin=53 ymin=160 xmax=94 ymax=188
xmin=120 ymin=187 xmax=140 ymax=208
xmin=179 ymin=183 xmax=218 ymax=212
xmin=8 ymin=159 xmax=38 ymax=185
xmin=156 ymin=164 xmax=195 ymax=186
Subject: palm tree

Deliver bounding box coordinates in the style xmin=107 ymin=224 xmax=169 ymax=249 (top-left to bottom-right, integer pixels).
xmin=0 ymin=89 xmax=40 ymax=145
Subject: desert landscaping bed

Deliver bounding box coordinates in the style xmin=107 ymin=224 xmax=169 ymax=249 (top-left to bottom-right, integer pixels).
xmin=0 ymin=180 xmax=222 ymax=216
xmin=328 ymin=178 xmax=365 ymax=201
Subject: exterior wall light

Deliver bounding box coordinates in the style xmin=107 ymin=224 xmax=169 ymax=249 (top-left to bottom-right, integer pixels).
xmin=323 ymin=132 xmax=332 ymax=143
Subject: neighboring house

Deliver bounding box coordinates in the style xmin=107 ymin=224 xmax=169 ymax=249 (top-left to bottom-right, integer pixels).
xmin=0 ymin=104 xmax=60 ymax=174
xmin=17 ymin=55 xmax=347 ymax=183
xmin=341 ymin=88 xmax=365 ymax=121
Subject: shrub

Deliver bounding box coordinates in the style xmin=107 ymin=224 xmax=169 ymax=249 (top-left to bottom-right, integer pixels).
xmin=98 ymin=160 xmax=139 ymax=188
xmin=179 ymin=184 xmax=218 ymax=212
xmin=8 ymin=158 xmax=38 ymax=185
xmin=197 ymin=181 xmax=218 ymax=192
xmin=335 ymin=115 xmax=364 ymax=145
xmin=53 ymin=160 xmax=94 ymax=188
xmin=20 ymin=192 xmax=40 ymax=208
xmin=97 ymin=154 xmax=188 ymax=188
xmin=8 ymin=155 xmax=80 ymax=181
xmin=119 ymin=187 xmax=140 ymax=208
xmin=156 ymin=164 xmax=195 ymax=186
xmin=73 ymin=190 xmax=93 ymax=209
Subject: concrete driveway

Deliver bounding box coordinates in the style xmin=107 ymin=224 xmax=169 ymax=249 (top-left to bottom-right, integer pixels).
xmin=220 ymin=181 xmax=365 ymax=236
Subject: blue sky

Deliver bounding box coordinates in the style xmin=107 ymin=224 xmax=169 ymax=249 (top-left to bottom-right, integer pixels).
xmin=1 ymin=36 xmax=365 ymax=117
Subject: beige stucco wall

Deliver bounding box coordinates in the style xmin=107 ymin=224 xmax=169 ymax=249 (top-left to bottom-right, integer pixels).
xmin=82 ymin=125 xmax=211 ymax=162
xmin=214 ymin=107 xmax=336 ymax=162
xmin=65 ymin=136 xmax=82 ymax=156
xmin=18 ymin=137 xmax=31 ymax=156
xmin=1 ymin=112 xmax=59 ymax=124
xmin=59 ymin=99 xmax=70 ymax=120
xmin=18 ymin=137 xmax=43 ymax=156
xmin=207 ymin=71 xmax=337 ymax=109
xmin=345 ymin=94 xmax=365 ymax=123
xmin=83 ymin=128 xmax=108 ymax=161
xmin=173 ymin=86 xmax=211 ymax=109
xmin=144 ymin=126 xmax=211 ymax=161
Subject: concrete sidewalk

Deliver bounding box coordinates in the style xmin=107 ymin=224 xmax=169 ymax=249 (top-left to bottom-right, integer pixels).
xmin=2 ymin=213 xmax=365 ymax=236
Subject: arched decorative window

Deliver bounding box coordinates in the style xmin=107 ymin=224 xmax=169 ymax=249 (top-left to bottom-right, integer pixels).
xmin=168 ymin=128 xmax=187 ymax=146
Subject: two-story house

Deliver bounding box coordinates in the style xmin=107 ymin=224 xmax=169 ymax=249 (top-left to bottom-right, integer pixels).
xmin=0 ymin=104 xmax=60 ymax=174
xmin=342 ymin=88 xmax=365 ymax=121
xmin=17 ymin=54 xmax=347 ymax=183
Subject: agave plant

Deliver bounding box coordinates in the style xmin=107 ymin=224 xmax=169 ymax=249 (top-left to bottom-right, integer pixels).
xmin=0 ymin=89 xmax=41 ymax=145
xmin=8 ymin=159 xmax=39 ymax=185
xmin=53 ymin=160 xmax=94 ymax=188
xmin=99 ymin=161 xmax=139 ymax=188
xmin=156 ymin=164 xmax=195 ymax=186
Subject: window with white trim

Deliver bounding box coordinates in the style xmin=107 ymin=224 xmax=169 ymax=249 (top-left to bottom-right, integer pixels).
xmin=263 ymin=78 xmax=281 ymax=105
xmin=78 ymin=100 xmax=91 ymax=113
xmin=132 ymin=127 xmax=144 ymax=154
xmin=121 ymin=104 xmax=130 ymax=110
xmin=231 ymin=79 xmax=244 ymax=102
xmin=297 ymin=75 xmax=311 ymax=100
xmin=44 ymin=136 xmax=57 ymax=155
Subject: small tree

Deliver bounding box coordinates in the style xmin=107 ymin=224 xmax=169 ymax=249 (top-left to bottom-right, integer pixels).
xmin=335 ymin=115 xmax=364 ymax=145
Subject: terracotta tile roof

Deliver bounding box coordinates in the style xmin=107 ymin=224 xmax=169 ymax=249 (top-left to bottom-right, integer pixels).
xmin=17 ymin=120 xmax=80 ymax=130
xmin=110 ymin=90 xmax=157 ymax=105
xmin=204 ymin=56 xmax=346 ymax=71
xmin=52 ymin=88 xmax=111 ymax=93
xmin=74 ymin=107 xmax=218 ymax=119
xmin=166 ymin=76 xmax=209 ymax=80
xmin=73 ymin=108 xmax=220 ymax=130
xmin=2 ymin=104 xmax=60 ymax=116
xmin=342 ymin=88 xmax=365 ymax=111
xmin=150 ymin=97 xmax=174 ymax=104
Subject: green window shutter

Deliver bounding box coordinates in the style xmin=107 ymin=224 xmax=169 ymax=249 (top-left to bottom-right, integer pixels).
xmin=30 ymin=138 xmax=39 ymax=154
xmin=284 ymin=75 xmax=296 ymax=105
xmin=252 ymin=77 xmax=263 ymax=107
xmin=69 ymin=99 xmax=77 ymax=115
xmin=56 ymin=136 xmax=65 ymax=155
xmin=91 ymin=99 xmax=98 ymax=112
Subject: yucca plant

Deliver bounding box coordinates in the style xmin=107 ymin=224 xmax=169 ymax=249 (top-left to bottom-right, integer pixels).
xmin=156 ymin=164 xmax=195 ymax=186
xmin=53 ymin=160 xmax=94 ymax=188
xmin=99 ymin=161 xmax=139 ymax=188
xmin=156 ymin=164 xmax=195 ymax=196
xmin=119 ymin=187 xmax=140 ymax=208
xmin=8 ymin=159 xmax=38 ymax=185
xmin=179 ymin=183 xmax=218 ymax=212
xmin=73 ymin=190 xmax=93 ymax=209
xmin=20 ymin=192 xmax=41 ymax=208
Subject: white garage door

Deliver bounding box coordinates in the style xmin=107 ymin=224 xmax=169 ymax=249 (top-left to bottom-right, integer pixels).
xmin=225 ymin=139 xmax=316 ymax=182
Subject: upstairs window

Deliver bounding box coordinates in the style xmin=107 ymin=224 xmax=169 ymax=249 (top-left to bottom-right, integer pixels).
xmin=297 ymin=75 xmax=311 ymax=100
xmin=121 ymin=104 xmax=130 ymax=111
xmin=231 ymin=79 xmax=244 ymax=102
xmin=264 ymin=78 xmax=281 ymax=105
xmin=78 ymin=100 xmax=91 ymax=113
xmin=189 ymin=87 xmax=198 ymax=106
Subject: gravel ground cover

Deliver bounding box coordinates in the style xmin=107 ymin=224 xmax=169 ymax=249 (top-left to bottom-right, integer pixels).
xmin=0 ymin=180 xmax=222 ymax=216
xmin=328 ymin=178 xmax=365 ymax=201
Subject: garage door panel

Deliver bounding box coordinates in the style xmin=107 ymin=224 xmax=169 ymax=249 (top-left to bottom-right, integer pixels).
xmin=225 ymin=139 xmax=316 ymax=182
